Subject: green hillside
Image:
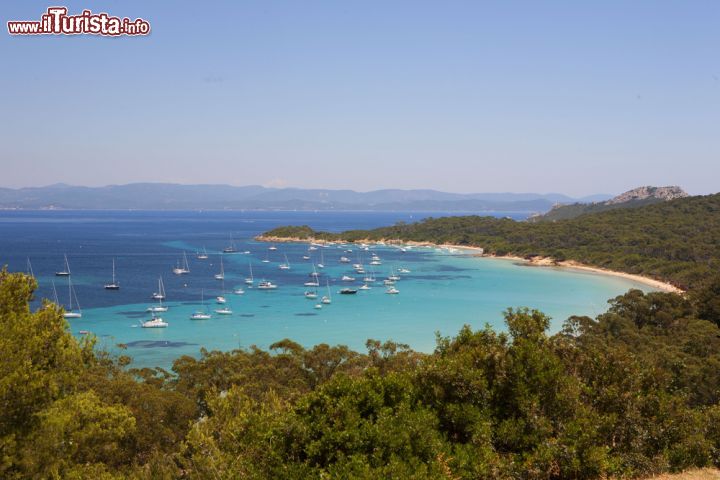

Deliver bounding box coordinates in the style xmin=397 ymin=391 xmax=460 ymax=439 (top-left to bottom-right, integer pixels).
xmin=529 ymin=197 xmax=664 ymax=222
xmin=262 ymin=193 xmax=720 ymax=290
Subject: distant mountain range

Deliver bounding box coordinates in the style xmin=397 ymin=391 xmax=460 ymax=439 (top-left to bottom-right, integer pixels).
xmin=0 ymin=183 xmax=612 ymax=213
xmin=530 ymin=186 xmax=688 ymax=222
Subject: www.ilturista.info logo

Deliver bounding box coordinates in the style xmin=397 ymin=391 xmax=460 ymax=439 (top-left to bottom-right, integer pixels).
xmin=7 ymin=7 xmax=150 ymax=36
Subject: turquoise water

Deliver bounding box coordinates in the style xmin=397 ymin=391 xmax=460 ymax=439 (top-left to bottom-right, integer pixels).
xmin=75 ymin=245 xmax=652 ymax=369
xmin=0 ymin=211 xmax=654 ymax=369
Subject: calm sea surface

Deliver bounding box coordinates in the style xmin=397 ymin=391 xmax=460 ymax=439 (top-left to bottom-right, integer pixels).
xmin=0 ymin=210 xmax=654 ymax=369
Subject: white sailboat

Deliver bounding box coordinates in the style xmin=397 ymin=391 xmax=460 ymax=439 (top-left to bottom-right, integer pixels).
xmin=216 ymin=277 xmax=228 ymax=304
xmin=51 ymin=280 xmax=59 ymax=305
xmin=214 ymin=256 xmax=225 ymax=280
xmin=262 ymin=251 xmax=270 ymax=263
xmin=173 ymin=252 xmax=190 ymax=275
xmin=268 ymin=244 xmax=278 ymax=251
xmin=152 ymin=276 xmax=166 ymax=300
xmin=190 ymin=289 xmax=212 ymax=320
xmin=104 ymin=258 xmax=120 ymax=290
xmin=63 ymin=275 xmax=82 ymax=319
xmin=304 ymin=264 xmax=320 ymax=286
xmin=223 ymin=234 xmax=239 ymax=253
xmin=363 ymin=266 xmax=376 ymax=283
xmin=388 ymin=268 xmax=401 ymax=281
xmin=279 ymin=254 xmax=291 ymax=270
xmin=147 ymin=302 xmax=168 ymax=313
xmin=197 ymin=246 xmax=209 ymax=260
xmin=26 ymin=257 xmax=35 ymax=278
xmin=317 ymin=251 xmax=325 ymax=269
xmin=55 ymin=254 xmax=71 ymax=276
xmin=214 ymin=306 xmax=233 ymax=315
xmin=386 ymin=286 xmax=400 ymax=294
xmin=244 ymin=262 xmax=254 ymax=285
xmin=321 ymin=280 xmax=332 ymax=304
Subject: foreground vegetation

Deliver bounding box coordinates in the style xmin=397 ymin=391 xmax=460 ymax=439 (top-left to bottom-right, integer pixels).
xmin=3 ymin=267 xmax=720 ymax=478
xmin=263 ymin=193 xmax=720 ymax=290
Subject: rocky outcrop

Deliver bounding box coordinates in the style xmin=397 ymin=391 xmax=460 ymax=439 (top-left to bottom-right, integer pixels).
xmin=605 ymin=186 xmax=688 ymax=205
xmin=532 ymin=186 xmax=689 ymax=222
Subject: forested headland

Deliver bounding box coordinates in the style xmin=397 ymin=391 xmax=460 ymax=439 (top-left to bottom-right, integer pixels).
xmin=262 ymin=193 xmax=720 ymax=291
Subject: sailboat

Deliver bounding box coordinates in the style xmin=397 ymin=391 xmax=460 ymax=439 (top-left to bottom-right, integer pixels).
xmin=55 ymin=254 xmax=71 ymax=276
xmin=244 ymin=262 xmax=254 ymax=285
xmin=268 ymin=244 xmax=278 ymax=251
xmin=197 ymin=246 xmax=209 ymax=260
xmin=26 ymin=257 xmax=35 ymax=278
xmin=51 ymin=280 xmax=59 ymax=305
xmin=386 ymin=286 xmax=400 ymax=294
xmin=317 ymin=251 xmax=325 ymax=269
xmin=262 ymin=251 xmax=270 ymax=263
xmin=363 ymin=266 xmax=376 ymax=283
xmin=142 ymin=314 xmax=168 ymax=328
xmin=63 ymin=275 xmax=82 ymax=318
xmin=152 ymin=276 xmax=166 ymax=300
xmin=147 ymin=299 xmax=168 ymax=313
xmin=190 ymin=289 xmax=212 ymax=320
xmin=104 ymin=258 xmax=120 ymax=290
xmin=214 ymin=256 xmax=225 ymax=280
xmin=216 ymin=278 xmax=227 ymax=304
xmin=173 ymin=252 xmax=190 ymax=275
xmin=223 ymin=234 xmax=239 ymax=253
xmin=214 ymin=282 xmax=233 ymax=314
xmin=279 ymin=254 xmax=291 ymax=270
xmin=304 ymin=265 xmax=320 ymax=286
xmin=388 ymin=268 xmax=401 ymax=281
xmin=321 ymin=279 xmax=332 ymax=304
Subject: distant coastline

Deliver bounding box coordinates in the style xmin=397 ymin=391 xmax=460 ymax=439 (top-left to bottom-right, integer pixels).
xmin=256 ymin=235 xmax=685 ymax=294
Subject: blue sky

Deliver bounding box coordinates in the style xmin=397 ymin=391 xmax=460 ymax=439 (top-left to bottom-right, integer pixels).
xmin=1 ymin=1 xmax=718 ymax=196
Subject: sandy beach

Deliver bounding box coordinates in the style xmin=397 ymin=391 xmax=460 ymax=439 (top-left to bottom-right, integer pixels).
xmin=256 ymin=235 xmax=684 ymax=294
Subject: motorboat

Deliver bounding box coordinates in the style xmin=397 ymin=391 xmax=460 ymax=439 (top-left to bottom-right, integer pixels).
xmin=142 ymin=315 xmax=168 ymax=328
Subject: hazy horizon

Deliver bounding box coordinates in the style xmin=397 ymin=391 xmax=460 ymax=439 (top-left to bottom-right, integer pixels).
xmin=2 ymin=1 xmax=719 ymax=197
xmin=0 ymin=180 xmax=637 ymax=199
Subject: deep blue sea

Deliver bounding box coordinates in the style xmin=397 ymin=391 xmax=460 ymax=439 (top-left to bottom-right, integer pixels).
xmin=0 ymin=210 xmax=655 ymax=369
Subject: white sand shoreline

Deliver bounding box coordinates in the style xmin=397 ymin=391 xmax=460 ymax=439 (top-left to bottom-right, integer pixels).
xmin=255 ymin=235 xmax=684 ymax=294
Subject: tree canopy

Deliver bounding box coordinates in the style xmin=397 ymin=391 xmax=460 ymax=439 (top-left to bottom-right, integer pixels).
xmin=2 ymin=267 xmax=720 ymax=478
